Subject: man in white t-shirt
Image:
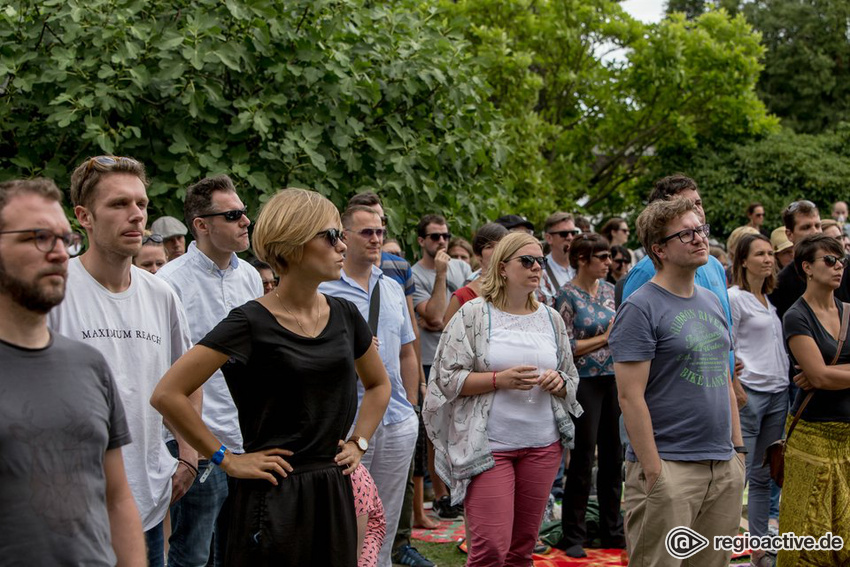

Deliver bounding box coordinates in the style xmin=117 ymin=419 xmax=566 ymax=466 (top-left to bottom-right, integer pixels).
xmin=48 ymin=156 xmax=196 ymax=567
xmin=157 ymin=175 xmax=262 ymax=567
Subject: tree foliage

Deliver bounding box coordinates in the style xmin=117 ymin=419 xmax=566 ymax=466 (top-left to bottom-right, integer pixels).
xmin=687 ymin=125 xmax=850 ymax=236
xmin=741 ymin=0 xmax=850 ymax=133
xmin=0 ymin=0 xmax=509 ymax=250
xmin=439 ymin=1 xmax=777 ymax=225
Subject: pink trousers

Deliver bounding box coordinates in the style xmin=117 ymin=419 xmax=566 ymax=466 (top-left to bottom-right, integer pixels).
xmin=464 ymin=441 xmax=563 ymax=567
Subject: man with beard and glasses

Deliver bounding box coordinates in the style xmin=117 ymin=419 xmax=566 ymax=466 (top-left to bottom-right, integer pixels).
xmin=411 ymin=214 xmax=470 ymax=522
xmin=48 ymin=156 xmax=196 ymax=567
xmin=156 ymin=175 xmax=262 ymax=567
xmin=610 ymin=197 xmax=745 ymax=567
xmin=537 ymin=212 xmax=580 ymax=307
xmin=0 ymin=178 xmax=145 ymax=565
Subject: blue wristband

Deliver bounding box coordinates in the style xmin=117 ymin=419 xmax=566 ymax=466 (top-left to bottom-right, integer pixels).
xmin=211 ymin=445 xmax=227 ymax=466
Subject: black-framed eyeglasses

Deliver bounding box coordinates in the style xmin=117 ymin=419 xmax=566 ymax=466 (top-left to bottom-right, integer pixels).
xmin=196 ymin=208 xmax=248 ymax=222
xmin=592 ymin=252 xmax=612 ymax=261
xmin=659 ymin=224 xmax=711 ymax=245
xmin=0 ymin=229 xmax=84 ymax=256
xmin=548 ymin=230 xmax=581 ymax=238
xmin=317 ymin=228 xmax=343 ymax=247
xmin=814 ymin=255 xmax=849 ymax=268
xmin=506 ymin=255 xmax=546 ymax=269
xmin=425 ymin=232 xmax=452 ymax=242
xmin=345 ymin=228 xmax=386 ymax=240
xmin=142 ymin=233 xmax=164 ymax=245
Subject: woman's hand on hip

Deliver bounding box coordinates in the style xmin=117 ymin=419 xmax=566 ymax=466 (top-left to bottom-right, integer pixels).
xmin=220 ymin=448 xmax=294 ymax=485
xmin=495 ymin=366 xmax=539 ymax=390
xmin=336 ymin=439 xmax=365 ymax=475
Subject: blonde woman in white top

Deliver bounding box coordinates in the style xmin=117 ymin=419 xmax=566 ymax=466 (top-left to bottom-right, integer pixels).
xmin=728 ymin=233 xmax=788 ymax=567
xmin=424 ymin=232 xmax=581 ymax=567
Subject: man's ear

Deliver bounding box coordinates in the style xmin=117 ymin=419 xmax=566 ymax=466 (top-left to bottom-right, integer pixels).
xmin=651 ymin=243 xmax=665 ymax=263
xmin=192 ymin=217 xmax=208 ymax=237
xmin=75 ymin=205 xmax=93 ymax=231
xmin=785 ymin=228 xmax=793 ymax=244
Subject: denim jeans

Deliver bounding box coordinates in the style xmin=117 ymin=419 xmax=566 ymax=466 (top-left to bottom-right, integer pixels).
xmin=145 ymin=520 xmax=165 ymax=567
xmin=166 ymin=440 xmax=229 ymax=567
xmin=739 ymin=385 xmax=789 ymax=539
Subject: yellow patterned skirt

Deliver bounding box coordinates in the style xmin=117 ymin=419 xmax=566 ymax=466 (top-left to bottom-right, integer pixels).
xmin=777 ymin=418 xmax=850 ymax=566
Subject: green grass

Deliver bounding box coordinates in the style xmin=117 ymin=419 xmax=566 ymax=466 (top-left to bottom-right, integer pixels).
xmin=405 ymin=540 xmax=466 ymax=567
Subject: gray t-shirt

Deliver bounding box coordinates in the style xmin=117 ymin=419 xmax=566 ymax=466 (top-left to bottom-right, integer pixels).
xmin=412 ymin=259 xmax=472 ymax=365
xmin=0 ymin=333 xmax=131 ymax=566
xmin=609 ymin=282 xmax=733 ymax=462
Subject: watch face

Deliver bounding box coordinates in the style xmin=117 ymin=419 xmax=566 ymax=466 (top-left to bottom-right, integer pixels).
xmin=357 ymin=438 xmax=368 ymax=451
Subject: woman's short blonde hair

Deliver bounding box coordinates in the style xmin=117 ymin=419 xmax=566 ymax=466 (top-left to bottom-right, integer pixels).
xmin=480 ymin=232 xmax=542 ymax=312
xmin=252 ymin=188 xmax=340 ymax=276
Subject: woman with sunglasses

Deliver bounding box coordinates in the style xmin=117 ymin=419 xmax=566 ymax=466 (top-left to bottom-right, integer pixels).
xmin=424 ymin=232 xmax=582 ymax=566
xmin=132 ymin=231 xmax=167 ymax=274
xmin=778 ymin=234 xmax=850 ymax=566
xmin=607 ymin=244 xmax=631 ymax=284
xmin=152 ymin=189 xmax=391 ymax=566
xmin=727 ymin=233 xmax=788 ymax=567
xmin=442 ymin=222 xmax=509 ymax=326
xmin=554 ymin=233 xmax=624 ymax=557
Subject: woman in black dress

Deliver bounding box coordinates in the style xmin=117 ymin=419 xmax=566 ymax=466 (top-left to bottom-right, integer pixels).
xmin=152 ymin=188 xmax=391 ymax=566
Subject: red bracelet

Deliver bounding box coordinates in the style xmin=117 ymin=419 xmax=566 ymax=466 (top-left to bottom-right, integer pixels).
xmin=492 ymin=371 xmax=498 ymax=390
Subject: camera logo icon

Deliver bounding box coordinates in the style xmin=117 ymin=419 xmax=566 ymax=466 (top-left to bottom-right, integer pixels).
xmin=665 ymin=526 xmax=709 ymax=559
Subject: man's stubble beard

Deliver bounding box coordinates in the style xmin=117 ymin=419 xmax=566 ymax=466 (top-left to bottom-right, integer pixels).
xmin=0 ymin=256 xmax=65 ymax=314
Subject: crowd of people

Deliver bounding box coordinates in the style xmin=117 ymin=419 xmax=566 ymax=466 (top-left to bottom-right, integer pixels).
xmin=1 ymin=157 xmax=848 ymax=567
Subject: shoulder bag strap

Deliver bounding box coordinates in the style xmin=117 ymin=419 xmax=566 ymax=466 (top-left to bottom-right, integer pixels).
xmin=545 ymin=258 xmax=560 ymax=291
xmin=786 ymin=301 xmax=850 ymax=440
xmin=368 ymin=278 xmax=381 ymax=336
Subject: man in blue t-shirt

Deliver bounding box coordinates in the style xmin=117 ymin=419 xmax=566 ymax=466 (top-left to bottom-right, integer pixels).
xmin=610 ymin=196 xmax=745 ymax=567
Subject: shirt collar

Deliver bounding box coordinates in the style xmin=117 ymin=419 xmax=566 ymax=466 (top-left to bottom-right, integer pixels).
xmin=339 ymin=264 xmax=384 ymax=293
xmin=187 ymin=241 xmax=239 ymax=273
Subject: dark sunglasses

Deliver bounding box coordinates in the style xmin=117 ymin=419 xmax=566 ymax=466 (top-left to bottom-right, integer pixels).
xmin=613 ymin=258 xmax=631 ymax=266
xmin=507 ymin=255 xmax=546 ymax=269
xmin=0 ymin=228 xmax=84 ymax=256
xmin=425 ymin=232 xmax=452 ymax=242
xmin=815 ymin=254 xmax=849 ymax=268
xmin=142 ymin=233 xmax=164 ymax=245
xmin=592 ymin=252 xmax=612 ymax=261
xmin=346 ymin=228 xmax=386 ymax=239
xmin=196 ymin=208 xmax=248 ymax=222
xmin=317 ymin=228 xmax=344 ymax=247
xmin=548 ymin=230 xmax=581 ymax=238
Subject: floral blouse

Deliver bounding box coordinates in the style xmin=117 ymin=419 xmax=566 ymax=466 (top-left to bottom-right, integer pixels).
xmin=556 ymin=279 xmax=616 ymax=378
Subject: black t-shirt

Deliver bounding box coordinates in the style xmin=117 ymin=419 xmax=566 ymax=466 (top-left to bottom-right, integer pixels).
xmin=199 ymin=295 xmax=372 ymax=460
xmin=783 ymin=297 xmax=850 ymax=422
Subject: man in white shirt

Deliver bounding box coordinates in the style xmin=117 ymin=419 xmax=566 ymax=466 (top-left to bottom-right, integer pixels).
xmin=157 ymin=175 xmax=262 ymax=567
xmin=537 ymin=212 xmax=580 ymax=307
xmin=48 ymin=156 xmax=196 ymax=567
xmin=320 ymin=205 xmax=419 ymax=567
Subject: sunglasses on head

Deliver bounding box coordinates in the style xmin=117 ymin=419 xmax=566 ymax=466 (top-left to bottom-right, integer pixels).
xmin=142 ymin=233 xmax=164 ymax=245
xmin=346 ymin=227 xmax=386 ymax=239
xmin=425 ymin=232 xmax=452 ymax=242
xmin=815 ymin=254 xmax=849 ymax=268
xmin=548 ymin=229 xmax=581 ymax=238
xmin=317 ymin=228 xmax=344 ymax=247
xmin=196 ymin=208 xmax=248 ymax=222
xmin=507 ymin=255 xmax=546 ymax=269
